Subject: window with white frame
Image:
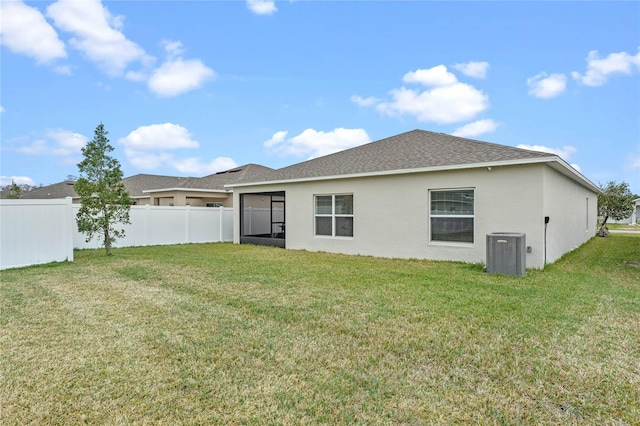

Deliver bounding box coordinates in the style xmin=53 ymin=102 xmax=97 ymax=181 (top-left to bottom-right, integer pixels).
xmin=315 ymin=194 xmax=353 ymax=237
xmin=430 ymin=189 xmax=474 ymax=243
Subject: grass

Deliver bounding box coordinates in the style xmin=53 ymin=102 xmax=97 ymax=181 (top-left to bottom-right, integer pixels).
xmin=606 ymin=222 xmax=639 ymax=231
xmin=1 ymin=235 xmax=639 ymax=425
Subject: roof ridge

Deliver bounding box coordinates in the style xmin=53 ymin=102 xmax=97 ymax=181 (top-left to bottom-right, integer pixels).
xmin=230 ymin=129 xmax=565 ymax=186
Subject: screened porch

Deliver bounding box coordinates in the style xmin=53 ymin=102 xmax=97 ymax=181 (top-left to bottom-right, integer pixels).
xmin=239 ymin=191 xmax=285 ymax=248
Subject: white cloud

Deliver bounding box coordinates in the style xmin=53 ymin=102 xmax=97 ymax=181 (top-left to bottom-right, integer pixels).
xmin=119 ymin=123 xmax=235 ymax=175
xmin=6 ymin=2 xmax=212 ymax=96
xmin=17 ymin=129 xmax=87 ymax=157
xmin=527 ymin=72 xmax=567 ymax=99
xmin=350 ymin=95 xmax=380 ymax=107
xmin=247 ymin=0 xmax=277 ymax=15
xmin=570 ymin=163 xmax=582 ymax=173
xmin=516 ymin=144 xmax=577 ymax=161
xmin=123 ymin=149 xmax=173 ymax=170
xmin=171 ymin=157 xmax=238 ymax=174
xmin=119 ymin=123 xmax=199 ymax=150
xmin=629 ymin=155 xmax=640 ymax=170
xmin=354 ymin=65 xmax=489 ymax=124
xmin=46 ymin=0 xmax=151 ymax=76
xmin=572 ymin=48 xmax=640 ymax=87
xmin=403 ymin=65 xmax=457 ymax=87
xmin=263 ymin=130 xmax=289 ymax=148
xmin=376 ymin=83 xmax=489 ymax=124
xmin=453 ymin=61 xmax=489 ymax=79
xmin=264 ymin=128 xmax=371 ymax=158
xmin=0 ymin=106 xmax=4 ymax=114
xmin=161 ymin=39 xmax=184 ymax=59
xmin=452 ymin=119 xmax=500 ymax=138
xmin=1 ymin=176 xmax=36 ymax=187
xmin=148 ymin=58 xmax=215 ymax=97
xmin=0 ymin=0 xmax=66 ymax=64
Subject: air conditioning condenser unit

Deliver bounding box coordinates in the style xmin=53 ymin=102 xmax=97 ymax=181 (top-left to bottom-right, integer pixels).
xmin=486 ymin=232 xmax=526 ymax=276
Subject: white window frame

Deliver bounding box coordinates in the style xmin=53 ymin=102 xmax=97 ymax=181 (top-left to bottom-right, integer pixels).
xmin=429 ymin=188 xmax=475 ymax=245
xmin=314 ymin=194 xmax=354 ymax=238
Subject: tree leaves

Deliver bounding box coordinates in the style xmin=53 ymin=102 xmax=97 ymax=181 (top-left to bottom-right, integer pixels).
xmin=76 ymin=123 xmax=132 ymax=255
xmin=598 ymin=181 xmax=635 ymax=229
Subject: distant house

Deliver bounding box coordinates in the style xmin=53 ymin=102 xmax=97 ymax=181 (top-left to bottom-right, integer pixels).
xmin=632 ymin=198 xmax=640 ymax=225
xmin=17 ymin=164 xmax=273 ymax=207
xmin=229 ymin=130 xmax=600 ymax=269
xmin=610 ymin=197 xmax=640 ymax=225
xmin=142 ymin=164 xmax=273 ymax=207
xmin=16 ymin=179 xmax=78 ymax=200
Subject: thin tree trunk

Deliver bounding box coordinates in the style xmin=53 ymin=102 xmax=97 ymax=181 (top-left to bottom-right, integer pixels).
xmin=598 ymin=215 xmax=609 ymax=237
xmin=104 ymin=228 xmax=112 ymax=255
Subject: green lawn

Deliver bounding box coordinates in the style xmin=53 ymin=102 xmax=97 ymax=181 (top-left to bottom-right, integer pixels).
xmin=606 ymin=222 xmax=639 ymax=231
xmin=1 ymin=235 xmax=639 ymax=424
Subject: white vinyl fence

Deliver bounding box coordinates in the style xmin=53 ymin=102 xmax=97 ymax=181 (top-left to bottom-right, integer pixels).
xmin=1 ymin=198 xmax=75 ymax=270
xmin=1 ymin=198 xmax=234 ymax=270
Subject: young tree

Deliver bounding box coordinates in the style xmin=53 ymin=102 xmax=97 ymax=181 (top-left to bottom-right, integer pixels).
xmin=75 ymin=123 xmax=132 ymax=255
xmin=4 ymin=180 xmax=21 ymax=199
xmin=597 ymin=180 xmax=635 ymax=236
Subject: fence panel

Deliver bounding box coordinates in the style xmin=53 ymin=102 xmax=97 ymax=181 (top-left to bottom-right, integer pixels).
xmin=72 ymin=205 xmax=233 ymax=249
xmin=1 ymin=200 xmax=233 ymax=269
xmin=222 ymin=208 xmax=235 ymax=242
xmin=1 ymin=198 xmax=74 ymax=270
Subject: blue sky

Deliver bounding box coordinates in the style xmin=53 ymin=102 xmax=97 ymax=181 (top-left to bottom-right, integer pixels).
xmin=1 ymin=0 xmax=639 ymax=195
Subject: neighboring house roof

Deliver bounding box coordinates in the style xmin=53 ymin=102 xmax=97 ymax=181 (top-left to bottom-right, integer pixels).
xmin=184 ymin=164 xmax=274 ymax=190
xmin=19 ymin=175 xmax=192 ymax=200
xmin=16 ymin=164 xmax=275 ymax=200
xmin=229 ymin=129 xmax=600 ymax=193
xmin=122 ymin=174 xmax=193 ymax=198
xmin=143 ymin=164 xmax=274 ymax=193
xmin=19 ymin=180 xmax=78 ymax=199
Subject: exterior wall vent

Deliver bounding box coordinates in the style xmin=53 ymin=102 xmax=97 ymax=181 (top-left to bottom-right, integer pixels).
xmin=486 ymin=232 xmax=526 ymax=276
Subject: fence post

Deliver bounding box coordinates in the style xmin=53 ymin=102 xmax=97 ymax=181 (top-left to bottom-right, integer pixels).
xmin=65 ymin=197 xmax=74 ymax=262
xmin=219 ymin=206 xmax=224 ymax=242
xmin=185 ymin=205 xmax=191 ymax=244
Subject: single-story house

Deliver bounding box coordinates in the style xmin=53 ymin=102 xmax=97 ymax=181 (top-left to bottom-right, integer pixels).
xmin=17 ymin=164 xmax=272 ymax=207
xmin=229 ymin=129 xmax=601 ymax=269
xmin=142 ymin=164 xmax=272 ymax=207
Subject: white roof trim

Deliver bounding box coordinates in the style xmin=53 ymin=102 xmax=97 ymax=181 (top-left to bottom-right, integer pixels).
xmin=142 ymin=188 xmax=230 ymax=194
xmin=227 ymin=156 xmax=601 ymax=194
xmin=545 ymin=156 xmax=602 ymax=193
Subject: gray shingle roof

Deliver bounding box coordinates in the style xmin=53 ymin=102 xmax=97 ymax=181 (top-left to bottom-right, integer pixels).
xmin=231 ymin=129 xmax=554 ymax=185
xmin=122 ymin=174 xmax=193 ymax=197
xmin=19 ymin=181 xmax=78 ymax=199
xmin=175 ymin=164 xmax=274 ymax=191
xmin=16 ymin=165 xmax=275 ymax=199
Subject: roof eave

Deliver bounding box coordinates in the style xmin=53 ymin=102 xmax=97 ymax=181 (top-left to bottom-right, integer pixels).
xmin=226 ymin=157 xmax=554 ymax=188
xmin=546 ymin=157 xmax=602 ymax=194
xmin=227 ymin=156 xmax=602 ymax=194
xmin=142 ymin=188 xmax=230 ymax=194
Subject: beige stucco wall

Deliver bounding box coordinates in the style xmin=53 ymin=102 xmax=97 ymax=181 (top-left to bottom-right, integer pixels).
xmin=148 ymin=191 xmax=231 ymax=207
xmin=132 ymin=196 xmax=151 ymax=206
xmin=233 ymin=163 xmax=598 ymax=269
